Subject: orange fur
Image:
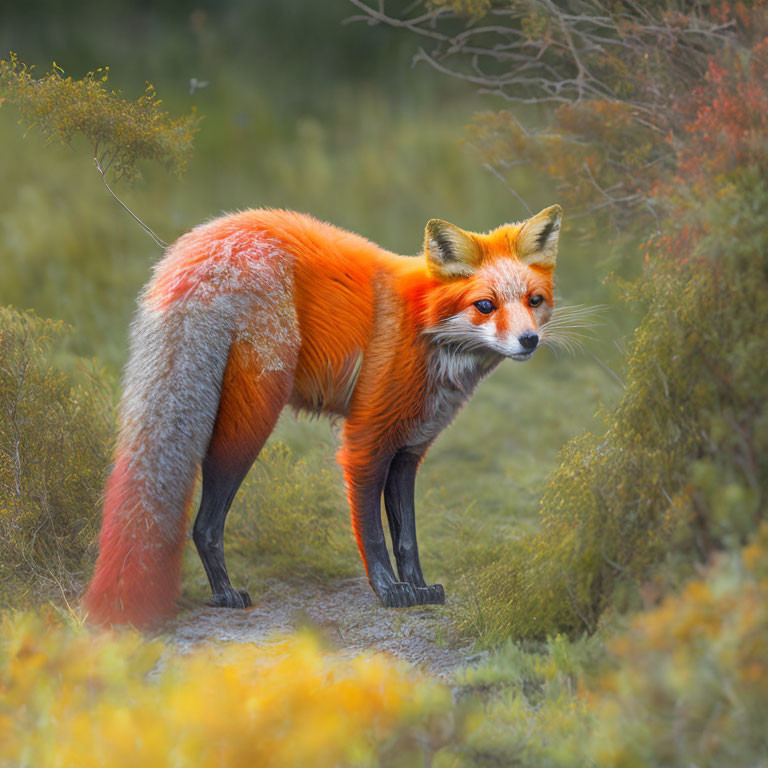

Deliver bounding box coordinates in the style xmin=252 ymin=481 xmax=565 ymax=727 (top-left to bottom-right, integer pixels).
xmin=207 ymin=341 xmax=295 ymax=477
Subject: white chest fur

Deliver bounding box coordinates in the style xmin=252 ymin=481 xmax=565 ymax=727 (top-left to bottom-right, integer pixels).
xmin=404 ymin=347 xmax=500 ymax=452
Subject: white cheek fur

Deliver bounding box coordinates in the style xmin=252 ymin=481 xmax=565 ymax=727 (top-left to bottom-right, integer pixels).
xmin=423 ymin=313 xmax=493 ymax=354
xmin=425 ymin=309 xmax=534 ymax=358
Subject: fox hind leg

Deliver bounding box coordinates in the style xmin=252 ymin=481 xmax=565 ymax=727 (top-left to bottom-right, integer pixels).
xmin=193 ymin=341 xmax=294 ymax=609
xmin=194 ymin=458 xmax=254 ymax=609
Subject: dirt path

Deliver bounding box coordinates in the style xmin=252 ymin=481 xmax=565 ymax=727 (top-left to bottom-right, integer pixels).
xmin=171 ymin=577 xmax=483 ymax=679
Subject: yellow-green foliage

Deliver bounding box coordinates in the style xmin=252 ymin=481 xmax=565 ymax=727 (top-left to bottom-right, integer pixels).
xmin=586 ymin=524 xmax=768 ymax=766
xmin=0 ymin=614 xmax=454 ymax=768
xmin=3 ymin=533 xmax=765 ymax=768
xmin=453 ymin=635 xmax=596 ymax=767
xmin=0 ymin=307 xmax=112 ymax=609
xmin=464 ymin=171 xmax=768 ymax=641
xmin=0 ymin=54 xmax=198 ymax=182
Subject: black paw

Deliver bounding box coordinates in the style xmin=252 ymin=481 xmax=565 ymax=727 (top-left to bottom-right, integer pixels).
xmin=207 ymin=587 xmax=252 ymax=609
xmin=378 ymin=582 xmax=445 ymax=608
xmin=423 ymin=583 xmax=445 ymax=605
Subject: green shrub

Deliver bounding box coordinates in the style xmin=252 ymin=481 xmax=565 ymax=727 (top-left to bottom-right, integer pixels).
xmin=0 ymin=307 xmax=113 ymax=611
xmin=447 ymin=524 xmax=768 ymax=768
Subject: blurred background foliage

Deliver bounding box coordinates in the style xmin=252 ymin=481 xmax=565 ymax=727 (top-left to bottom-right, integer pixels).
xmin=1 ymin=1 xmax=767 ymax=766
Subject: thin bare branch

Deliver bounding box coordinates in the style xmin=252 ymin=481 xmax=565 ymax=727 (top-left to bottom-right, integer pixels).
xmin=347 ymin=0 xmax=738 ymax=226
xmin=93 ymin=156 xmax=168 ymax=249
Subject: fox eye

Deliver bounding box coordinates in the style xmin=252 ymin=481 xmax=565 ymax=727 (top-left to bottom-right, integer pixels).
xmin=529 ymin=294 xmax=544 ymax=308
xmin=473 ymin=299 xmax=495 ymax=315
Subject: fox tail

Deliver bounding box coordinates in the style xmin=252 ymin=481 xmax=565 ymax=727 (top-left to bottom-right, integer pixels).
xmin=83 ymin=298 xmax=231 ymax=628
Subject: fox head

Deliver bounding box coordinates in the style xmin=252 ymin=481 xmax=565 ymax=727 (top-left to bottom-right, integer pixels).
xmin=422 ymin=205 xmax=561 ymax=361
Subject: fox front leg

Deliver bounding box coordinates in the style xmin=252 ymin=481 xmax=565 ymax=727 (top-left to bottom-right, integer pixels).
xmin=384 ymin=450 xmax=444 ymax=604
xmin=344 ymin=453 xmax=442 ymax=608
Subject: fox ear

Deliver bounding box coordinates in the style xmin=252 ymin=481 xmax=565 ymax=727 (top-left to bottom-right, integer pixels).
xmin=424 ymin=219 xmax=482 ymax=280
xmin=516 ymin=205 xmax=562 ymax=268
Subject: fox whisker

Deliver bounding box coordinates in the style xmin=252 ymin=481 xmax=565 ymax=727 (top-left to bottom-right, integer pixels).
xmin=538 ymin=304 xmax=605 ymax=355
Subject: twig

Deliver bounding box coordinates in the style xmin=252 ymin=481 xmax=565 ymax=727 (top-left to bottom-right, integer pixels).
xmin=93 ymin=155 xmax=168 ymax=249
xmin=481 ymin=162 xmax=533 ymax=216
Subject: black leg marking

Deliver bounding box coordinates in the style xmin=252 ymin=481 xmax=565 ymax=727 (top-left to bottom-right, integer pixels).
xmin=192 ymin=457 xmax=252 ymax=609
xmin=380 ymin=450 xmax=444 ymax=607
xmin=350 ymin=458 xmax=441 ymax=608
xmin=384 ymin=451 xmax=427 ymax=586
xmin=350 ymin=461 xmax=402 ymax=605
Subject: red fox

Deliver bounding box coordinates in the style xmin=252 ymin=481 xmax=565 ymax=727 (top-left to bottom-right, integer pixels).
xmin=83 ymin=205 xmax=562 ymax=628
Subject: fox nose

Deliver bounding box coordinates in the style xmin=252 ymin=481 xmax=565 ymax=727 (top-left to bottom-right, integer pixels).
xmin=519 ymin=332 xmax=539 ymax=351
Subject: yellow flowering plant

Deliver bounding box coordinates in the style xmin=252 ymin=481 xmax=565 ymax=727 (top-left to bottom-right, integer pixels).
xmin=0 ymin=614 xmax=454 ymax=768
